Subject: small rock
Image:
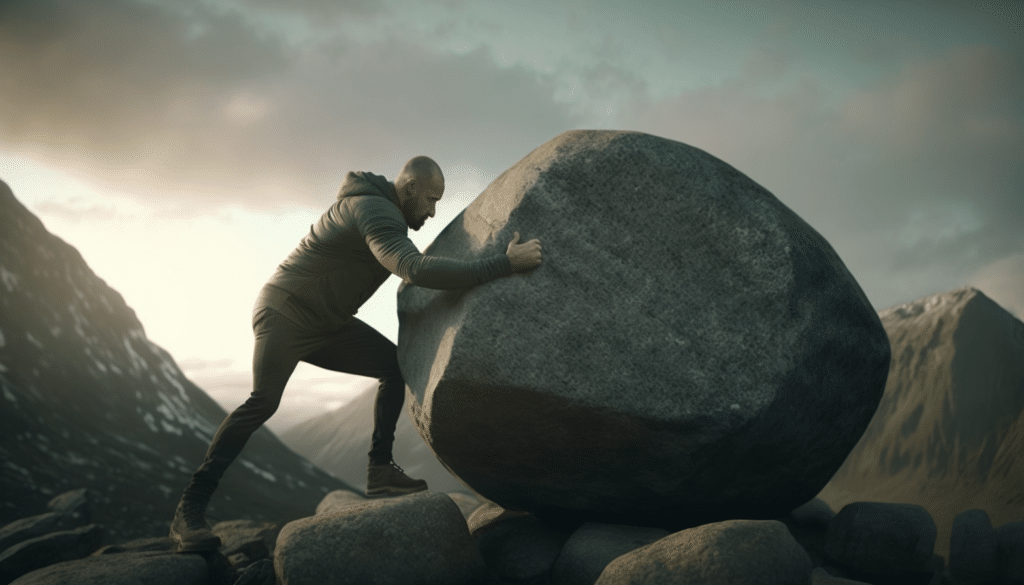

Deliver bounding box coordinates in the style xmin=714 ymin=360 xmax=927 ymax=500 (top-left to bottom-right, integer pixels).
xmin=212 ymin=519 xmax=279 ymax=560
xmin=314 ymin=490 xmax=367 ymax=516
xmin=446 ymin=492 xmax=484 ymax=520
xmin=467 ymin=502 xmax=530 ymax=535
xmin=0 ymin=524 xmax=103 ymax=583
xmin=948 ymin=509 xmax=997 ymax=584
xmin=275 ymin=490 xmax=485 ymax=585
xmin=594 ymin=519 xmax=811 ymax=585
xmin=473 ymin=511 xmax=571 ymax=584
xmin=8 ymin=550 xmax=207 ymax=584
xmin=235 ymin=558 xmax=275 ymax=585
xmin=552 ymin=522 xmax=668 ymax=585
xmin=227 ymin=552 xmax=251 ymax=570
xmin=45 ymin=488 xmax=92 ymax=524
xmin=996 ymin=520 xmax=1024 ymax=585
xmin=0 ymin=514 xmax=74 ymax=553
xmin=825 ymin=502 xmax=936 ymax=575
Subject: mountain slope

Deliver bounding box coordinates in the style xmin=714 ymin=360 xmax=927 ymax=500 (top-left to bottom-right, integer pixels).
xmin=817 ymin=286 xmax=1024 ymax=558
xmin=281 ymin=381 xmax=472 ymax=495
xmin=0 ymin=179 xmax=353 ymax=541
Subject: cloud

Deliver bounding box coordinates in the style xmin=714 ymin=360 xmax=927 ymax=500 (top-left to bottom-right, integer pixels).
xmin=615 ymin=33 xmax=1023 ymax=309
xmin=0 ymin=0 xmax=584 ymax=211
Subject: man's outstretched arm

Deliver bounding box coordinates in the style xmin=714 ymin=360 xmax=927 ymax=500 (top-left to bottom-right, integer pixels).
xmin=358 ymin=198 xmax=542 ymax=289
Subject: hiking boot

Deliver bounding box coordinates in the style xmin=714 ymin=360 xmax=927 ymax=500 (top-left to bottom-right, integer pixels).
xmin=366 ymin=460 xmax=428 ymax=498
xmin=168 ymin=492 xmax=221 ymax=553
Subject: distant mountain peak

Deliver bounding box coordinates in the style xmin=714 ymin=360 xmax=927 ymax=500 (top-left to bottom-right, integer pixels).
xmin=818 ymin=286 xmax=1024 ymax=559
xmin=877 ymin=285 xmax=988 ymax=322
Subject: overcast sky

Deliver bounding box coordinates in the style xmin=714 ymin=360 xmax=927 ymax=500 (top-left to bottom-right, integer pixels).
xmin=2 ymin=0 xmax=1022 ymax=433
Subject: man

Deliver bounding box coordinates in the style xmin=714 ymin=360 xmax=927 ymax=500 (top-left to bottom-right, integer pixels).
xmin=169 ymin=156 xmax=542 ymax=553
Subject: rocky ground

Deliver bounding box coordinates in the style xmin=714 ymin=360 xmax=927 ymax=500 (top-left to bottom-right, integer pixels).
xmin=2 ymin=486 xmax=1022 ymax=584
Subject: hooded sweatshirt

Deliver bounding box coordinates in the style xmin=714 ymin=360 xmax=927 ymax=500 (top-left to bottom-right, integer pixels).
xmin=257 ymin=171 xmax=512 ymax=331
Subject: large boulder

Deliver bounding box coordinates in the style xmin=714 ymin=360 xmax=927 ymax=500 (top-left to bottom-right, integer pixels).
xmin=396 ymin=129 xmax=891 ymax=527
xmin=274 ymin=490 xmax=485 ymax=585
xmin=593 ymin=519 xmax=811 ymax=585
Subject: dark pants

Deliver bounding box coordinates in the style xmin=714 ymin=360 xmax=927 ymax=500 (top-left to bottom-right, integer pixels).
xmin=185 ymin=305 xmax=404 ymax=496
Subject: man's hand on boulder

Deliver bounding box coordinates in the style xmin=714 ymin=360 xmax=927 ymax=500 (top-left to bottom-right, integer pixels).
xmin=506 ymin=231 xmax=542 ymax=272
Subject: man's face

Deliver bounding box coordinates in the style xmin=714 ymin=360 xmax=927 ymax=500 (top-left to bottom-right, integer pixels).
xmin=403 ymin=180 xmax=443 ymax=231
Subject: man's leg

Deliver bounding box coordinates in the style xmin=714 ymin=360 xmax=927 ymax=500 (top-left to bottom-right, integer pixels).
xmin=302 ymin=317 xmax=427 ymax=496
xmin=170 ymin=307 xmax=302 ymax=552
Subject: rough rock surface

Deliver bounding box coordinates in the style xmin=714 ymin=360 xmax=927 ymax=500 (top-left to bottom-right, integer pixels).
xmin=594 ymin=519 xmax=811 ymax=585
xmin=0 ymin=524 xmax=103 ymax=583
xmin=274 ymin=490 xmax=485 ymax=585
xmin=824 ymin=502 xmax=936 ymax=575
xmin=8 ymin=550 xmax=207 ymax=585
xmin=397 ymin=129 xmax=890 ymax=526
xmin=0 ymin=514 xmax=75 ymax=554
xmin=314 ymin=490 xmax=368 ymax=516
xmin=552 ymin=522 xmax=669 ymax=585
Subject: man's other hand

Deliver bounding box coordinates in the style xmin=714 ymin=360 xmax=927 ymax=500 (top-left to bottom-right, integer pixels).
xmin=506 ymin=231 xmax=542 ymax=272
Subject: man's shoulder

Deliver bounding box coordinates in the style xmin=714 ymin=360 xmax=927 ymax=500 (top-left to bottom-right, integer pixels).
xmin=342 ymin=193 xmax=405 ymax=231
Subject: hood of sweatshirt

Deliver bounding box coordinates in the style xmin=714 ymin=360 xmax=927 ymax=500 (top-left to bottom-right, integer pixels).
xmin=336 ymin=171 xmax=400 ymax=207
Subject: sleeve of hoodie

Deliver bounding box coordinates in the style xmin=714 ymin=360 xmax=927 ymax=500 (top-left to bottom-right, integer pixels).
xmin=354 ymin=195 xmax=513 ymax=289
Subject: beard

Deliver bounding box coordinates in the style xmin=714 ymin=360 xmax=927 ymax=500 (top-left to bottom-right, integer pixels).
xmin=403 ymin=198 xmax=426 ymax=230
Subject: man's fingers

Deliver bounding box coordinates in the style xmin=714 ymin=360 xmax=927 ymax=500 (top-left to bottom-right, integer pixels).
xmin=511 ymin=231 xmax=521 ymax=244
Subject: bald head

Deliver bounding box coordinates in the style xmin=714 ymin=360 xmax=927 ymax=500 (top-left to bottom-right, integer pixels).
xmin=394 ymin=156 xmax=444 ymax=231
xmin=395 ymin=156 xmax=444 ymax=194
